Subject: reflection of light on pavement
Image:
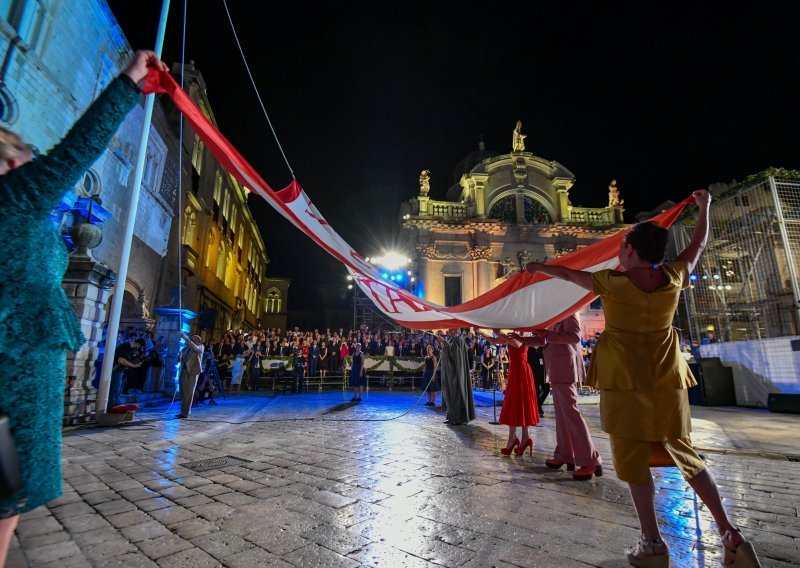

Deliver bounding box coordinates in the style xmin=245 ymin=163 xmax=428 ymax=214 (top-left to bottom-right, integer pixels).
xmin=690 ymin=417 xmax=733 ymax=450
xmin=158 ymin=421 xmax=181 ymax=472
xmin=354 ymin=419 xmax=430 ymax=549
xmin=654 ymin=469 xmax=717 ymax=566
xmin=367 ymin=514 xmax=414 ymax=547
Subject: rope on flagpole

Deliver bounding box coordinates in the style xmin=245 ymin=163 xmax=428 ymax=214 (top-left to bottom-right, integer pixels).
xmin=177 ymin=0 xmax=186 ymax=327
xmin=220 ymin=0 xmax=296 ymax=180
xmin=163 ymin=0 xmax=189 ymax=418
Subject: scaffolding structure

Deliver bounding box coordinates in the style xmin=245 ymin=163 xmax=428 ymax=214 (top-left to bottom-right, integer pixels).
xmin=671 ymin=171 xmax=800 ymax=344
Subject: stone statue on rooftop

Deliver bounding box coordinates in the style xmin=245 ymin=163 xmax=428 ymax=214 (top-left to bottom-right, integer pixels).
xmin=419 ymin=169 xmax=431 ymax=196
xmin=608 ymin=179 xmax=624 ymax=207
xmin=512 ymin=120 xmax=526 ymax=152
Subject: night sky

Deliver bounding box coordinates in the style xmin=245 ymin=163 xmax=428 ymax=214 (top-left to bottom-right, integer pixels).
xmin=108 ymin=2 xmax=800 ymax=311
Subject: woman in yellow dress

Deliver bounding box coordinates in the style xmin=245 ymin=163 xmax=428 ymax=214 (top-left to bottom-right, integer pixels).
xmin=525 ymin=190 xmax=760 ymax=568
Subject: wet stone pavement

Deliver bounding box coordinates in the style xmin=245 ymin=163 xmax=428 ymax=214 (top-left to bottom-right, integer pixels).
xmin=7 ymin=390 xmax=800 ymax=568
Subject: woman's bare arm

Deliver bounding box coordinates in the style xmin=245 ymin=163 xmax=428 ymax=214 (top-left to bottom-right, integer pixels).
xmin=525 ymin=262 xmax=594 ymax=291
xmin=676 ymin=190 xmax=711 ymax=273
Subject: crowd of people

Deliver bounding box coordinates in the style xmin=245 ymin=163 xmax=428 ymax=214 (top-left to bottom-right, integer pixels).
xmin=95 ymin=324 xmax=564 ymax=409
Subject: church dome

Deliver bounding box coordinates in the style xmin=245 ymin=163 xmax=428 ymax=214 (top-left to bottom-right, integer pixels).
xmin=450 ymin=146 xmax=500 ymax=186
xmin=447 ymin=141 xmax=500 ymax=201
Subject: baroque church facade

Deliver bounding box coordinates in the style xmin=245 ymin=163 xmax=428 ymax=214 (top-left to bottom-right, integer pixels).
xmin=399 ymin=122 xmax=629 ymax=338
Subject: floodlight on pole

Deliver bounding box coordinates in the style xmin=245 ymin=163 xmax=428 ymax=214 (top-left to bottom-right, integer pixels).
xmin=372 ymin=251 xmax=408 ymax=271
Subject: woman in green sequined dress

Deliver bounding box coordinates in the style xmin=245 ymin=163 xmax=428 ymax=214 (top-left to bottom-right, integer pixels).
xmin=0 ymin=50 xmax=167 ymax=564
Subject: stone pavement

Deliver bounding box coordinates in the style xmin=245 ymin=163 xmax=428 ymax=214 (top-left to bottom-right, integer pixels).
xmin=7 ymin=390 xmax=800 ymax=568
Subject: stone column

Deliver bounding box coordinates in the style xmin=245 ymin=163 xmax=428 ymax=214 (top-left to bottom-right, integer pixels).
xmin=475 ymin=182 xmax=486 ymax=219
xmin=152 ymin=303 xmax=197 ymax=394
xmin=557 ymin=189 xmax=570 ymax=222
xmin=61 ymin=223 xmax=116 ymax=425
xmin=515 ymin=191 xmax=526 ymax=224
xmin=476 ymin=258 xmax=492 ymax=296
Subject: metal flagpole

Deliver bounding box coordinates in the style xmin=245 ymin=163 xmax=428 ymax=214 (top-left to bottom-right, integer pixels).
xmin=96 ymin=0 xmax=171 ymax=417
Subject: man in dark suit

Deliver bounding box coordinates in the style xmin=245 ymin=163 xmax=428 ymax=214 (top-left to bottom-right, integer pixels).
xmin=527 ymin=344 xmax=549 ymax=414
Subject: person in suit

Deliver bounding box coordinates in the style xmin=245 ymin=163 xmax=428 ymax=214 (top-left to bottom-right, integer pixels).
xmin=177 ymin=333 xmax=205 ymax=418
xmin=526 ymin=344 xmax=549 ymax=414
xmin=515 ymin=313 xmax=602 ymax=481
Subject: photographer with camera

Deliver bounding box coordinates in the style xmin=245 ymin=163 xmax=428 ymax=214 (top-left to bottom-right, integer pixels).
xmin=108 ymin=336 xmax=146 ymax=411
xmin=194 ymin=351 xmax=221 ymax=406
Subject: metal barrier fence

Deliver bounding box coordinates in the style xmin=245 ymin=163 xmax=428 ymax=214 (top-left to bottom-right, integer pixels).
xmin=671 ymin=172 xmax=800 ymax=343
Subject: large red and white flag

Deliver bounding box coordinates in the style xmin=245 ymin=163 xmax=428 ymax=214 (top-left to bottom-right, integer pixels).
xmin=143 ymin=69 xmax=691 ymax=330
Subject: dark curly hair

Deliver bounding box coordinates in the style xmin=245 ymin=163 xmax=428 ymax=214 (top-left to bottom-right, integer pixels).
xmin=625 ymin=221 xmax=669 ymax=265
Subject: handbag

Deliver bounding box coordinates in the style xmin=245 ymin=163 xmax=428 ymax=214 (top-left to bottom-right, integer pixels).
xmin=0 ymin=414 xmax=23 ymax=500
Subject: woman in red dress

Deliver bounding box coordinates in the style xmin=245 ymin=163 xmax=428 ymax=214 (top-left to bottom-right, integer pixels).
xmin=480 ymin=331 xmax=539 ymax=457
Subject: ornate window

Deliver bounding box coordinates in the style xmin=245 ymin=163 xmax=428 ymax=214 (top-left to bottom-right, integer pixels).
xmin=225 ymin=250 xmax=236 ymax=289
xmin=523 ymin=196 xmax=551 ymax=224
xmin=191 ymin=134 xmax=204 ymax=173
xmin=182 ymin=206 xmax=197 ymax=245
xmin=265 ymin=288 xmax=281 ymax=313
xmin=215 ymin=240 xmax=227 ymax=281
xmin=205 ymin=229 xmax=215 ymax=268
xmin=488 ymin=195 xmax=516 ymax=223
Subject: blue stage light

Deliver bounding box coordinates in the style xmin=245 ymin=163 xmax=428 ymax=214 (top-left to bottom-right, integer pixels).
xmin=395 ymin=273 xmax=403 ymax=282
xmin=689 ymin=274 xmax=698 ymax=282
xmin=382 ymin=272 xmax=389 ymax=279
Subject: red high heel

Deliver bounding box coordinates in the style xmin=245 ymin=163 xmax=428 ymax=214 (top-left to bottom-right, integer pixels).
xmin=500 ymin=437 xmax=520 ymax=456
xmin=514 ymin=437 xmax=533 ymax=457
xmin=545 ymin=458 xmax=576 ymax=471
xmin=572 ymin=464 xmax=603 ymax=481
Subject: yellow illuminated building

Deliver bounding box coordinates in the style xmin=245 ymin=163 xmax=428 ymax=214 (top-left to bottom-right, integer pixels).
xmin=170 ymin=63 xmax=270 ymax=336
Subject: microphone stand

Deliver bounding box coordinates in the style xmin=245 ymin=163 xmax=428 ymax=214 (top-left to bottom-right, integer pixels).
xmin=489 ymin=369 xmax=500 ymax=425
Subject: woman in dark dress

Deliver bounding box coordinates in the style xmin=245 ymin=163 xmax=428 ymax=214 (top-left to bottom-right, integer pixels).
xmin=319 ymin=341 xmax=328 ymax=378
xmin=0 ymin=50 xmax=167 ymax=564
xmin=349 ymin=343 xmax=366 ymax=402
xmin=480 ymin=345 xmax=495 ymax=390
xmin=421 ymin=344 xmax=440 ymax=406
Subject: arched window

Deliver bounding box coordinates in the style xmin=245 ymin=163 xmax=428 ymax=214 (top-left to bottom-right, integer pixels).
xmin=488 ymin=194 xmax=552 ymax=224
xmin=522 ymin=196 xmax=551 ymax=224
xmin=488 ymin=195 xmax=516 ymax=223
xmin=265 ymin=288 xmax=281 ymax=313
xmin=205 ymin=229 xmax=215 ymax=269
xmin=225 ymin=250 xmax=236 ymax=289
xmin=216 ymin=240 xmax=227 ymax=281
